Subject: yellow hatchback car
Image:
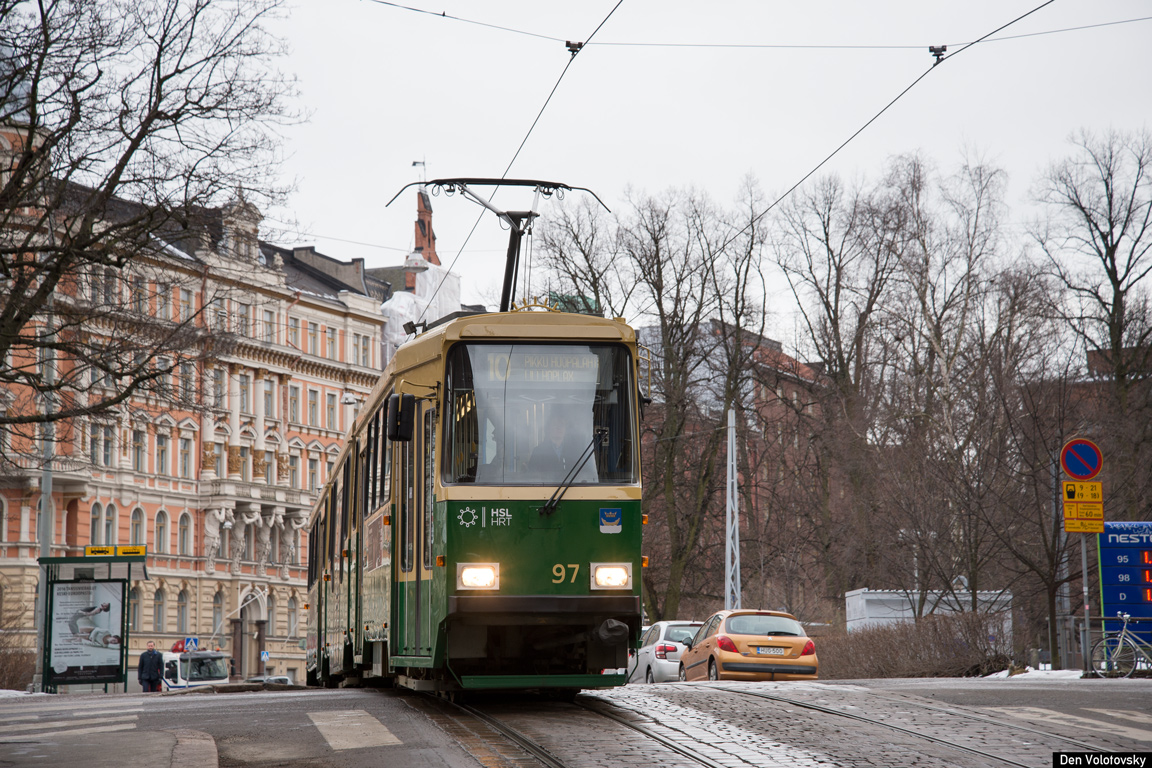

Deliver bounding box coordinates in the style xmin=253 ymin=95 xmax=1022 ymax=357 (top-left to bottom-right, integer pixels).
xmin=678 ymin=609 xmax=818 ymax=682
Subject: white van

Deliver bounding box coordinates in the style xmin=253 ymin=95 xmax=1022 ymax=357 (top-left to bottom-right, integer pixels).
xmin=161 ymin=650 xmax=230 ymax=690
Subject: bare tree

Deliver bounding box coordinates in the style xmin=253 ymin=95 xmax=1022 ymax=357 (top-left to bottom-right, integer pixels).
xmin=1034 ymin=128 xmax=1152 ymax=520
xmin=0 ymin=0 xmax=295 ymax=455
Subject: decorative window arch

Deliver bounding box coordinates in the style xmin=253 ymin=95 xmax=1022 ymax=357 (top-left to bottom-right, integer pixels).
xmin=177 ymin=513 xmax=192 ymax=556
xmin=155 ymin=511 xmax=169 ymax=554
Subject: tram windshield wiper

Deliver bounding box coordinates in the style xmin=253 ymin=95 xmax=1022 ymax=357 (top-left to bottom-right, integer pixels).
xmin=539 ymin=427 xmax=606 ymax=516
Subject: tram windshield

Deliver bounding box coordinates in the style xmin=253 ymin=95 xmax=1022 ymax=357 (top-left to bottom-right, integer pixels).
xmin=443 ymin=343 xmax=638 ymax=486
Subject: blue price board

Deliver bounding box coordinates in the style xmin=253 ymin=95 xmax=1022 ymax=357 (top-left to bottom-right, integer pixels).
xmin=1098 ymin=522 xmax=1152 ymax=643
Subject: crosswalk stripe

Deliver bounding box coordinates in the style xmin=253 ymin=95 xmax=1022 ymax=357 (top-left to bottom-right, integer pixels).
xmin=1084 ymin=709 xmax=1152 ymax=726
xmin=0 ymin=699 xmax=140 ymax=717
xmin=0 ymin=722 xmax=137 ymax=742
xmin=0 ymin=708 xmax=142 ymax=725
xmin=0 ymin=715 xmax=137 ymax=735
xmin=308 ymin=710 xmax=401 ymax=750
xmin=984 ymin=707 xmax=1152 ymax=743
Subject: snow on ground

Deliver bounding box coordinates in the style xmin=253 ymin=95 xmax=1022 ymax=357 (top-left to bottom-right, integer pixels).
xmin=983 ymin=667 xmax=1085 ymax=680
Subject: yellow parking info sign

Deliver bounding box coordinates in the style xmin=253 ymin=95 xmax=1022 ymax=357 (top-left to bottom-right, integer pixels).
xmin=1065 ymin=518 xmax=1104 ymax=533
xmin=1064 ymin=501 xmax=1103 ymax=520
xmin=1063 ymin=481 xmax=1102 ymax=502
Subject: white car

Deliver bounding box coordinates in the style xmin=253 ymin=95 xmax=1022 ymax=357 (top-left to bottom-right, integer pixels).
xmin=627 ymin=620 xmax=703 ymax=684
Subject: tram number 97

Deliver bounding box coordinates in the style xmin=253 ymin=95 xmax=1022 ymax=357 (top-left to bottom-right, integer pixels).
xmin=552 ymin=563 xmax=580 ymax=583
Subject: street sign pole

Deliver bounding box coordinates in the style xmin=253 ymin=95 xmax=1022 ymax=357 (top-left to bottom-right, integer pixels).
xmin=1060 ymin=438 xmax=1104 ymax=673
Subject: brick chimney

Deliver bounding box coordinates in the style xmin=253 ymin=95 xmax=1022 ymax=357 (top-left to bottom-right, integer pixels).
xmin=414 ymin=188 xmax=439 ymax=266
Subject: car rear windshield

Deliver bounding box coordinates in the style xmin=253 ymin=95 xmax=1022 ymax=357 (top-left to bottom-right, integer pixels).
xmin=664 ymin=626 xmax=698 ymax=644
xmin=726 ymin=614 xmax=804 ymax=637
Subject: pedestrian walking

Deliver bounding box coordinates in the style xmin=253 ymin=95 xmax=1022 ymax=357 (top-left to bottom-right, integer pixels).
xmin=138 ymin=640 xmax=164 ymax=692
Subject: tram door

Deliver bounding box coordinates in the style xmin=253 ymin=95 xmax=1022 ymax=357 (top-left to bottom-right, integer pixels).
xmin=397 ymin=402 xmax=435 ymax=658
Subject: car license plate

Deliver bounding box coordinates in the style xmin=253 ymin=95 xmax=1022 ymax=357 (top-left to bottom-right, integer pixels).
xmin=757 ymin=646 xmax=786 ymax=655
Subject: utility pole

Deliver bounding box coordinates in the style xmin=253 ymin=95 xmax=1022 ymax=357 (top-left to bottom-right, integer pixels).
xmin=32 ymin=295 xmax=55 ymax=692
xmin=725 ymin=409 xmax=741 ymax=610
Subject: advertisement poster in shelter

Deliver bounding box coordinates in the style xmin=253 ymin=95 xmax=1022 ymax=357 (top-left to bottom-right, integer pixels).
xmin=47 ymin=580 xmax=127 ymax=685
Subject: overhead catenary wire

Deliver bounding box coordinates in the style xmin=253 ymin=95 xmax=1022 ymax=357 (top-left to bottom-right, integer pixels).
xmin=414 ymin=1 xmax=624 ymax=324
xmin=289 ymin=5 xmax=1146 ymax=272
xmin=360 ymin=0 xmax=1150 ymax=51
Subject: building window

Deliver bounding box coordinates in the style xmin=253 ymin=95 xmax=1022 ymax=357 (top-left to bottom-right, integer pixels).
xmin=132 ymin=430 xmax=146 ymax=472
xmin=212 ymin=368 xmax=225 ymax=408
xmin=289 ymin=455 xmax=299 ymax=488
xmin=236 ymin=303 xmax=250 ymax=335
xmin=131 ymin=508 xmax=144 ymax=545
xmin=239 ymin=446 xmax=250 ymax=482
xmin=353 ymin=333 xmax=370 ymax=367
xmin=103 ymin=504 xmax=116 ymax=545
xmin=157 ymin=282 xmax=170 ymax=319
xmin=287 ymin=597 xmax=298 ymax=636
xmin=178 ymin=513 xmax=191 ymax=555
xmin=244 ymin=524 xmax=254 ymax=560
xmin=264 ymin=450 xmax=274 ymax=484
xmin=212 ymin=592 xmax=224 ymax=636
xmin=325 ymin=328 xmax=337 ymax=359
xmin=212 ymin=443 xmax=223 ymax=476
xmin=288 ymin=317 xmax=299 ymax=348
xmin=211 ymin=297 xmax=226 ymax=330
xmin=267 ymin=594 xmax=277 ymax=636
xmin=307 ymin=458 xmax=317 ymax=491
xmin=155 ymin=511 xmax=168 ymax=554
xmin=153 ymin=590 xmax=165 ymax=633
xmin=178 ymin=288 xmax=193 ymax=322
xmin=307 ymin=322 xmax=318 ymax=355
xmin=289 ymin=386 xmax=299 ymax=423
xmin=263 ymin=380 xmax=275 ymax=418
xmin=180 ymin=362 xmax=195 ymax=400
xmin=90 ymin=503 xmax=102 ymax=545
xmin=129 ymin=588 xmax=140 ymax=632
xmin=326 ymin=393 xmax=337 ymax=430
xmin=156 ymin=434 xmax=168 ymax=475
xmin=263 ymin=309 xmax=276 ymax=343
xmin=102 ymin=267 xmax=118 ymax=305
xmin=91 ymin=425 xmax=114 ymax=467
xmin=308 ymin=391 xmax=318 ymax=426
xmin=179 ymin=438 xmax=192 ymax=478
xmin=132 ymin=276 xmax=146 ymax=314
xmin=176 ymin=590 xmax=188 ymax=634
xmin=239 ymin=374 xmax=250 ymax=414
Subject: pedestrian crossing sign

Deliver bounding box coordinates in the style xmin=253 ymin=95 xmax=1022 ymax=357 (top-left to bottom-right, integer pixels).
xmin=261 ymin=650 xmax=269 ymax=662
xmin=184 ymin=637 xmax=198 ymax=651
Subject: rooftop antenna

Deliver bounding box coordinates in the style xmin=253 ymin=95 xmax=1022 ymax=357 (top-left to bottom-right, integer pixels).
xmin=412 ymin=160 xmax=426 ymax=183
xmin=386 ymin=178 xmax=610 ymax=312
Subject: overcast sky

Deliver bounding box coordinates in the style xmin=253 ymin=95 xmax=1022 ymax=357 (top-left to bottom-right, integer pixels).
xmin=267 ymin=1 xmax=1151 ymax=333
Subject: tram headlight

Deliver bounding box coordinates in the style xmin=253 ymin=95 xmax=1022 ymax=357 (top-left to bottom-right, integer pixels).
xmin=590 ymin=562 xmax=632 ymax=590
xmin=457 ymin=563 xmax=499 ymax=590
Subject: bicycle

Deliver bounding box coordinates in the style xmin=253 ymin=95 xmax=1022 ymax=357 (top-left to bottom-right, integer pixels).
xmin=1090 ymin=612 xmax=1152 ymax=678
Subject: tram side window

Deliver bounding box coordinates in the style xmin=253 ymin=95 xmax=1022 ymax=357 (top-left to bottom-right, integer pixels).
xmin=423 ymin=408 xmax=435 ymax=570
xmin=358 ymin=437 xmax=370 ymax=529
xmin=400 ymin=440 xmax=414 ymax=572
xmin=366 ymin=418 xmax=377 ymax=510
xmin=443 ymin=356 xmax=478 ymax=483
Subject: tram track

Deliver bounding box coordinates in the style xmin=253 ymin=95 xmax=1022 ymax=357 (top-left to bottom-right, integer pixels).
xmin=416 ymin=683 xmax=1129 ymax=768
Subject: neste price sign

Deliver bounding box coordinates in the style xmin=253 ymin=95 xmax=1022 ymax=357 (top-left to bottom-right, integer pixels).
xmin=1098 ymin=521 xmax=1152 ymax=643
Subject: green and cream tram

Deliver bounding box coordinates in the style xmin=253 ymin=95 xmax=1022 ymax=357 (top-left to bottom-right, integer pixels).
xmin=306 ymin=308 xmax=644 ymax=692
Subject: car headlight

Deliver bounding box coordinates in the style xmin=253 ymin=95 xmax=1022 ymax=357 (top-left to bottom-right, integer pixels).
xmin=457 ymin=563 xmax=499 ymax=590
xmin=590 ymin=562 xmax=632 ymax=589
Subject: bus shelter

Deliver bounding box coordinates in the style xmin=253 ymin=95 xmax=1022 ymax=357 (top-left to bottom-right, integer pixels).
xmin=38 ymin=549 xmax=149 ymax=692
